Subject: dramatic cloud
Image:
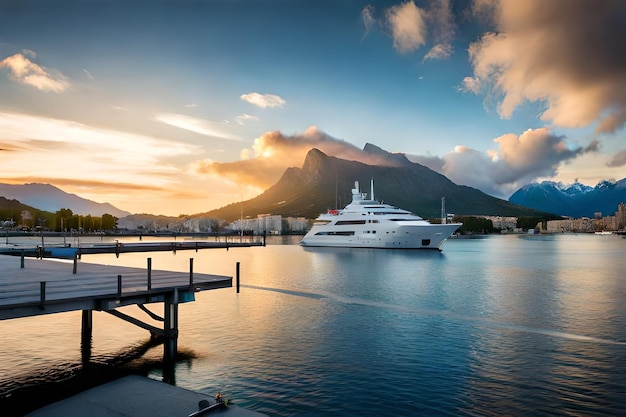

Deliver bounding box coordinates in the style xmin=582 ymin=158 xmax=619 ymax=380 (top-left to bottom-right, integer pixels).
xmin=154 ymin=113 xmax=241 ymax=140
xmin=467 ymin=0 xmax=626 ymax=133
xmin=240 ymin=92 xmax=286 ymax=109
xmin=408 ymin=128 xmax=599 ymax=197
xmin=0 ymin=53 xmax=69 ymax=92
xmin=195 ymin=126 xmax=395 ymax=190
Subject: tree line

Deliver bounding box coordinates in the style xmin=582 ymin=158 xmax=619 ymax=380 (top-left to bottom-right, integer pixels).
xmin=0 ymin=206 xmax=117 ymax=232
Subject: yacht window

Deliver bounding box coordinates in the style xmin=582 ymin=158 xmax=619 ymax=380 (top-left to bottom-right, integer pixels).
xmin=335 ymin=220 xmax=367 ymax=225
xmin=316 ymin=231 xmax=355 ymax=236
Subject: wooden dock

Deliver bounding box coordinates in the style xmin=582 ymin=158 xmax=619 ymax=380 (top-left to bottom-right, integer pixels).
xmin=0 ymin=254 xmax=232 ymax=320
xmin=0 ymin=253 xmax=240 ymax=376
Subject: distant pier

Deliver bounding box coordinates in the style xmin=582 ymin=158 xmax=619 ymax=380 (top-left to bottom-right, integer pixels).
xmin=0 ymin=234 xmax=265 ymax=259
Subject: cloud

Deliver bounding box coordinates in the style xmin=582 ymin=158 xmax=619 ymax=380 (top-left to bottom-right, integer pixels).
xmin=382 ymin=0 xmax=455 ymax=60
xmin=406 ymin=127 xmax=599 ymax=197
xmin=385 ymin=1 xmax=427 ymax=53
xmin=0 ymin=53 xmax=70 ymax=92
xmin=607 ymin=150 xmax=626 ymax=168
xmin=195 ymin=126 xmax=395 ymax=190
xmin=459 ymin=76 xmax=480 ymax=93
xmin=240 ymin=92 xmax=286 ymax=109
xmin=467 ymin=0 xmax=626 ymax=133
xmin=154 ymin=113 xmax=242 ymax=140
xmin=361 ymin=5 xmax=376 ymax=39
xmin=422 ymin=0 xmax=455 ymax=60
xmin=235 ymin=114 xmax=260 ymax=125
xmin=0 ymin=111 xmax=200 ymax=188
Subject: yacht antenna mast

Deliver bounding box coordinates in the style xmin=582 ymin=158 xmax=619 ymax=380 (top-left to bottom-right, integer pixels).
xmin=441 ymin=197 xmax=446 ymax=224
xmin=370 ymin=178 xmax=374 ymax=201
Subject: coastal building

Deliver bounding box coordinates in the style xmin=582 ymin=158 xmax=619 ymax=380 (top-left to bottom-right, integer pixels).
xmin=478 ymin=216 xmax=518 ymax=232
xmin=545 ymin=202 xmax=626 ymax=233
xmin=228 ymin=215 xmax=308 ymax=235
xmin=230 ymin=214 xmax=282 ymax=235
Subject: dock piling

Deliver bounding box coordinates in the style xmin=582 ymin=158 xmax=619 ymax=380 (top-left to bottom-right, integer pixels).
xmin=189 ymin=258 xmax=194 ymax=290
xmin=73 ymin=253 xmax=78 ymax=274
xmin=20 ymin=250 xmax=25 ymax=268
xmin=39 ymin=281 xmax=46 ymax=310
xmin=117 ymin=274 xmax=122 ymax=297
xmin=147 ymin=258 xmax=152 ymax=290
xmin=236 ymin=261 xmax=240 ymax=293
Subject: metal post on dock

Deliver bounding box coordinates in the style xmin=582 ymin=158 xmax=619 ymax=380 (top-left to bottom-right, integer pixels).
xmin=236 ymin=261 xmax=240 ymax=293
xmin=117 ymin=274 xmax=122 ymax=297
xmin=20 ymin=250 xmax=24 ymax=268
xmin=147 ymin=258 xmax=152 ymax=290
xmin=39 ymin=281 xmax=46 ymax=310
xmin=73 ymin=252 xmax=78 ymax=274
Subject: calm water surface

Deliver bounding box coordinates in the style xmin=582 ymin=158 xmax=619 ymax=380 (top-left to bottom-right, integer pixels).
xmin=1 ymin=234 xmax=625 ymax=416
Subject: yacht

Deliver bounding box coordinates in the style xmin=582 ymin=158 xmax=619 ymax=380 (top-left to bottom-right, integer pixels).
xmin=300 ymin=180 xmax=462 ymax=250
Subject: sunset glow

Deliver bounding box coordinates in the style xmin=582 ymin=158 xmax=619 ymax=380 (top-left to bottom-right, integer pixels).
xmin=1 ymin=0 xmax=624 ymax=216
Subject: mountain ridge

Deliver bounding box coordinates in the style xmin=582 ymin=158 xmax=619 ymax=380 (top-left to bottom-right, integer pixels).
xmin=201 ymin=146 xmax=554 ymax=222
xmin=0 ymin=183 xmax=131 ymax=217
xmin=509 ymin=179 xmax=626 ymax=218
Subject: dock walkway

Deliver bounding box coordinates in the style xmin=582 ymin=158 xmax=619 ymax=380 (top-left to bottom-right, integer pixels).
xmin=0 ymin=254 xmax=231 ymax=320
xmin=25 ymin=375 xmax=267 ymax=417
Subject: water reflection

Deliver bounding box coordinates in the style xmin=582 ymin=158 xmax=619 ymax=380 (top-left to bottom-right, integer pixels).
xmin=1 ymin=234 xmax=625 ymax=416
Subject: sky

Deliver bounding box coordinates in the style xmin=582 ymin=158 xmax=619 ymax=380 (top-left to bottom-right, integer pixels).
xmin=1 ymin=0 xmax=625 ymax=216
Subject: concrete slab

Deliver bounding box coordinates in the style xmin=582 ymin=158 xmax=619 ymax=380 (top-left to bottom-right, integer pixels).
xmin=25 ymin=375 xmax=266 ymax=417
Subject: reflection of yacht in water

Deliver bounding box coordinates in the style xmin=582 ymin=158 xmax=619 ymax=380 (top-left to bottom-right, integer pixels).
xmin=299 ymin=180 xmax=462 ymax=250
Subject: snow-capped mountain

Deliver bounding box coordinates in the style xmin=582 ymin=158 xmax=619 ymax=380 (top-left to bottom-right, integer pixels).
xmin=509 ymin=179 xmax=626 ymax=218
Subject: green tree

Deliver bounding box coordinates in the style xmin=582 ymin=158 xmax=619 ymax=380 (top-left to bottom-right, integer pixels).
xmin=101 ymin=213 xmax=117 ymax=230
xmin=56 ymin=208 xmax=73 ymax=231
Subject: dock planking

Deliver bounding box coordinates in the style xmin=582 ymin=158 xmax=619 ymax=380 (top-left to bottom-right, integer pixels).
xmin=0 ymin=254 xmax=232 ymax=320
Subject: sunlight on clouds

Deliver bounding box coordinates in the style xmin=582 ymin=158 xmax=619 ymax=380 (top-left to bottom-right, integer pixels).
xmin=0 ymin=112 xmax=200 ymax=188
xmin=240 ymin=92 xmax=286 ymax=109
xmin=154 ymin=113 xmax=242 ymax=140
xmin=385 ymin=1 xmax=427 ymax=53
xmin=440 ymin=128 xmax=599 ymax=198
xmin=381 ymin=0 xmax=454 ymax=60
xmin=0 ymin=53 xmax=69 ymax=92
xmin=194 ymin=127 xmax=390 ymax=190
xmin=468 ymin=0 xmax=626 ymax=133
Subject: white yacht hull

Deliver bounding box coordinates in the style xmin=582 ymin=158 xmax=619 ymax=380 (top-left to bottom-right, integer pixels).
xmin=300 ymin=223 xmax=460 ymax=250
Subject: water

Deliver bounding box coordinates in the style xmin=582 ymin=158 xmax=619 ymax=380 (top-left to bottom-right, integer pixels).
xmin=1 ymin=234 xmax=625 ymax=416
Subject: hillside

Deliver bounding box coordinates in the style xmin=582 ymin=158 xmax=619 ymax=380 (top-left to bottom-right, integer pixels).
xmin=202 ymin=146 xmax=554 ymax=222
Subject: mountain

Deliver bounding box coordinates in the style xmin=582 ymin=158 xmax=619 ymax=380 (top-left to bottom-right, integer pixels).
xmin=201 ymin=145 xmax=554 ymax=222
xmin=0 ymin=183 xmax=131 ymax=218
xmin=509 ymin=179 xmax=626 ymax=218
